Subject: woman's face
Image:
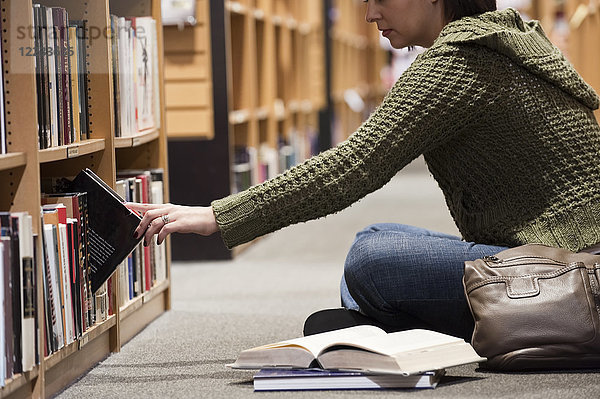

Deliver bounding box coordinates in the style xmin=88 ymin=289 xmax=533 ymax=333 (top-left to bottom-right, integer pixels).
xmin=364 ymin=0 xmax=447 ymax=49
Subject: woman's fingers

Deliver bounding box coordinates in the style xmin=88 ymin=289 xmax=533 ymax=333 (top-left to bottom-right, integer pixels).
xmin=132 ymin=204 xmax=172 ymax=239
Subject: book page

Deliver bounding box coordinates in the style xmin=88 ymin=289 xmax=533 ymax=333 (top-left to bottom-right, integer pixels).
xmin=260 ymin=325 xmax=386 ymax=357
xmin=319 ymin=329 xmax=464 ymax=357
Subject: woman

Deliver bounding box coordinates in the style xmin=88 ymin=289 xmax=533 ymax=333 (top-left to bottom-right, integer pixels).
xmin=129 ymin=0 xmax=600 ymax=339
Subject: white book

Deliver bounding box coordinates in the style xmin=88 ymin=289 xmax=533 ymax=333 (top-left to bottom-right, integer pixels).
xmin=13 ymin=213 xmax=36 ymax=372
xmin=115 ymin=180 xmax=130 ymax=306
xmin=117 ymin=18 xmax=132 ymax=136
xmin=58 ymin=223 xmax=74 ymax=345
xmin=132 ymin=17 xmax=156 ymax=131
xmin=150 ymin=19 xmax=161 ymax=130
xmin=43 ymin=224 xmax=65 ymax=350
xmin=0 ymin=240 xmax=5 ymax=386
xmin=232 ymin=326 xmax=485 ymax=376
xmin=46 ymin=9 xmax=60 ymax=147
xmin=253 ymin=368 xmax=444 ymax=391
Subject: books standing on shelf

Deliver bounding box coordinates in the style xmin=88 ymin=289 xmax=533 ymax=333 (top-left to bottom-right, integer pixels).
xmin=232 ymin=325 xmax=485 ymax=378
xmin=39 ymin=168 xmax=167 ymax=354
xmin=116 ymin=169 xmax=167 ymax=305
xmin=0 ymin=212 xmax=39 ymax=383
xmin=68 ymin=169 xmax=142 ymax=293
xmin=110 ymin=14 xmax=160 ymax=137
xmin=33 ymin=4 xmax=90 ymax=150
xmin=253 ymin=368 xmax=444 ymax=391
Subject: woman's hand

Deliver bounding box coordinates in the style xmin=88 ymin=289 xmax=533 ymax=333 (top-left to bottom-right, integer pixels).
xmin=126 ymin=203 xmax=219 ymax=246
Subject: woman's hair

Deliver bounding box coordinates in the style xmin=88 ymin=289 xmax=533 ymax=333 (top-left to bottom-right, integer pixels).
xmin=443 ymin=0 xmax=497 ymax=22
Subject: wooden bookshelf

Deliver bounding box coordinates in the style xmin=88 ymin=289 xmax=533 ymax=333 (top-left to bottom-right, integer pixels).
xmin=163 ymin=0 xmax=214 ymax=139
xmin=0 ymin=0 xmax=170 ymax=397
xmin=222 ymin=0 xmax=326 ymax=193
xmin=529 ymin=0 xmax=600 ymax=118
xmin=330 ymin=0 xmax=388 ymax=143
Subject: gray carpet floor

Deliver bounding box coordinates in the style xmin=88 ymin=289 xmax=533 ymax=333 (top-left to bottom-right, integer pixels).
xmin=56 ymin=158 xmax=600 ymax=398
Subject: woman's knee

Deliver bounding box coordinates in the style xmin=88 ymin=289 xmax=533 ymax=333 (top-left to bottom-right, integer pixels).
xmin=343 ymin=230 xmax=394 ymax=305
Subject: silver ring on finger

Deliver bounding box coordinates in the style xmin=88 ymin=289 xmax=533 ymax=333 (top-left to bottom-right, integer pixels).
xmin=161 ymin=214 xmax=170 ymax=225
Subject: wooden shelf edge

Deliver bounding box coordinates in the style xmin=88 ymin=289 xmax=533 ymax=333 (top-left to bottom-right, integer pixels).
xmin=119 ymin=282 xmax=169 ymax=345
xmin=39 ymin=139 xmax=106 ymax=163
xmin=114 ymin=129 xmax=160 ymax=149
xmin=0 ymin=367 xmax=40 ymax=398
xmin=0 ymin=152 xmax=27 ymax=171
xmin=43 ymin=315 xmax=117 ymax=371
xmin=119 ymin=279 xmax=170 ymax=321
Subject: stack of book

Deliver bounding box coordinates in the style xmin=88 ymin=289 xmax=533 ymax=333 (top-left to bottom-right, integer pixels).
xmin=0 ymin=212 xmax=38 ymax=386
xmin=110 ymin=15 xmax=161 ymax=137
xmin=231 ymin=325 xmax=485 ymax=391
xmin=32 ymin=4 xmax=90 ymax=150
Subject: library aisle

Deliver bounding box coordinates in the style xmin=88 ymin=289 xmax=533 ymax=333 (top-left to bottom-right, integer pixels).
xmin=54 ymin=159 xmax=600 ymax=398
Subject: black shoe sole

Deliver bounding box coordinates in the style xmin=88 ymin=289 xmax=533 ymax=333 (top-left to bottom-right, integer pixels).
xmin=303 ymin=308 xmax=383 ymax=336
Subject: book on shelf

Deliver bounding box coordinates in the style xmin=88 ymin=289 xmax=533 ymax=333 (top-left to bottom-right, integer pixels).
xmin=0 ymin=212 xmax=39 ymax=379
xmin=110 ymin=15 xmax=160 ymax=137
xmin=0 ymin=239 xmax=4 ymax=386
xmin=231 ymin=325 xmax=485 ymax=376
xmin=68 ymin=168 xmax=143 ymax=293
xmin=117 ymin=168 xmax=167 ymax=297
xmin=41 ymin=219 xmax=65 ymax=352
xmin=33 ymin=4 xmax=89 ymax=149
xmin=42 ymin=192 xmax=91 ymax=338
xmin=253 ymin=368 xmax=444 ymax=391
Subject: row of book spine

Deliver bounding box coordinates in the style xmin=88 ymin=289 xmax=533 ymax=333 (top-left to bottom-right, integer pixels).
xmin=232 ymin=128 xmax=319 ymax=193
xmin=0 ymin=212 xmax=37 ymax=387
xmin=0 ymin=168 xmax=168 ymax=369
xmin=110 ymin=15 xmax=161 ymax=137
xmin=32 ymin=4 xmax=90 ymax=150
xmin=30 ymin=3 xmax=163 ymax=150
xmin=115 ymin=169 xmax=167 ymax=307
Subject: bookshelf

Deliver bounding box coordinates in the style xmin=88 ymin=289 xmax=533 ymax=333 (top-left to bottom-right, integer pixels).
xmin=529 ymin=0 xmax=600 ymax=118
xmin=163 ymin=0 xmax=389 ymax=260
xmin=0 ymin=0 xmax=170 ymax=397
xmin=330 ymin=0 xmax=388 ymax=144
xmin=163 ymin=0 xmax=327 ymax=260
xmin=224 ymin=0 xmax=326 ymax=194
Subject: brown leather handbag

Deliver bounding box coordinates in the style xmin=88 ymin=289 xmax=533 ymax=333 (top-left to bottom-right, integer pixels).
xmin=463 ymin=243 xmax=600 ymax=370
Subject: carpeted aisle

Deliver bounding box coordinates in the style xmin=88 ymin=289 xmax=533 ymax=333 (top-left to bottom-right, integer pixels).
xmin=55 ymin=158 xmax=600 ymax=398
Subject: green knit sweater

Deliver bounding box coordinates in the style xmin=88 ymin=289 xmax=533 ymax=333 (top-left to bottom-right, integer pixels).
xmin=212 ymin=8 xmax=600 ymax=252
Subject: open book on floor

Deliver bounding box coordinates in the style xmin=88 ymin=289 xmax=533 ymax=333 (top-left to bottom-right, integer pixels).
xmin=253 ymin=368 xmax=445 ymax=391
xmin=231 ymin=325 xmax=485 ymax=376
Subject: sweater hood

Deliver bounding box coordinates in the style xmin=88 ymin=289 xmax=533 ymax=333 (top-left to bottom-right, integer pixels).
xmin=434 ymin=8 xmax=599 ymax=110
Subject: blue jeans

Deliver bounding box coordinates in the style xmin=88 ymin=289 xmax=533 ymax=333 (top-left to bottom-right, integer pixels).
xmin=341 ymin=224 xmax=509 ymax=340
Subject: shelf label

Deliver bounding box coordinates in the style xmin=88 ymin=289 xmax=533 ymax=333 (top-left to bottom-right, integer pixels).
xmin=67 ymin=146 xmax=80 ymax=158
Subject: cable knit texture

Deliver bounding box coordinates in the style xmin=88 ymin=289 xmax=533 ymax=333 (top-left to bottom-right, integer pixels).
xmin=212 ymin=8 xmax=600 ymax=252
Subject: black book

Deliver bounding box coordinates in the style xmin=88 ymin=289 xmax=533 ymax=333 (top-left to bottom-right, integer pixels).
xmin=69 ymin=169 xmax=143 ymax=293
xmin=33 ymin=4 xmax=48 ymax=149
xmin=0 ymin=233 xmax=13 ymax=377
xmin=8 ymin=216 xmax=22 ymax=374
xmin=51 ymin=7 xmax=72 ymax=146
xmin=70 ymin=20 xmax=89 ymax=140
